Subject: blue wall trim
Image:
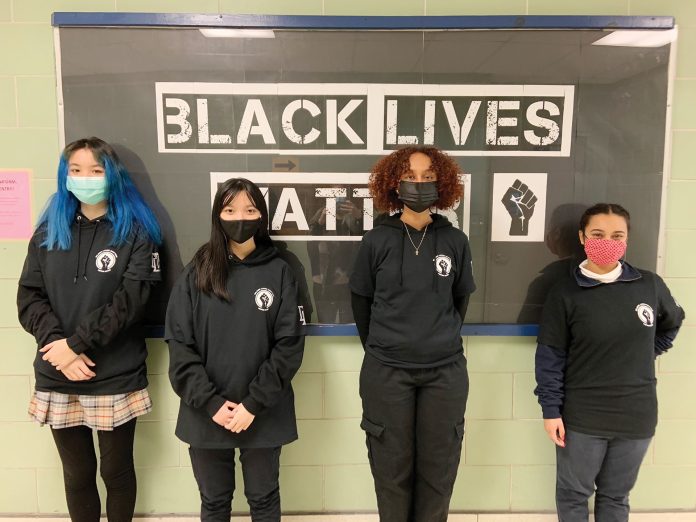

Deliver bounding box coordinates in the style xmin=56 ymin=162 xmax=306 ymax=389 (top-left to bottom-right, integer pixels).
xmin=52 ymin=13 xmax=674 ymax=30
xmin=146 ymin=323 xmax=539 ymax=338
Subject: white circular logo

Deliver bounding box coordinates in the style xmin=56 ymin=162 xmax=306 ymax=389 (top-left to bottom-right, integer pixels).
xmin=95 ymin=250 xmax=118 ymax=273
xmin=254 ymin=288 xmax=275 ymax=311
xmin=635 ymin=303 xmax=654 ymax=327
xmin=434 ymin=254 xmax=452 ymax=277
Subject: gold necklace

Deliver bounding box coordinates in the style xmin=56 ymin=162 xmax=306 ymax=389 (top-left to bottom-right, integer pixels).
xmin=403 ymin=222 xmax=428 ymax=255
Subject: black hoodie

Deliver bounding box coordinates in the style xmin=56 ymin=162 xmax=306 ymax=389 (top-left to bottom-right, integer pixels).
xmin=350 ymin=213 xmax=476 ymax=368
xmin=17 ymin=213 xmax=161 ymax=394
xmin=165 ymin=243 xmax=305 ymax=449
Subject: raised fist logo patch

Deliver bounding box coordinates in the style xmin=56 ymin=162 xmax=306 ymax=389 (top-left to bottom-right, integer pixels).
xmin=96 ymin=250 xmax=118 ymax=273
xmin=635 ymin=303 xmax=654 ymax=327
xmin=254 ymin=288 xmax=274 ymax=311
xmin=434 ymin=255 xmax=452 ymax=277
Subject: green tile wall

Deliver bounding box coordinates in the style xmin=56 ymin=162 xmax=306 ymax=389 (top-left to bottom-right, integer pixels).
xmin=1 ymin=0 xmax=694 ymax=514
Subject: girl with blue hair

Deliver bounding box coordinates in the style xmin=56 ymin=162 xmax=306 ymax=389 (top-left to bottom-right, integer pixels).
xmin=17 ymin=137 xmax=162 ymax=522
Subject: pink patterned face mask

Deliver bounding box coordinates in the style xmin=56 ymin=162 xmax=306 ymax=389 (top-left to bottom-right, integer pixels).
xmin=584 ymin=238 xmax=627 ymax=266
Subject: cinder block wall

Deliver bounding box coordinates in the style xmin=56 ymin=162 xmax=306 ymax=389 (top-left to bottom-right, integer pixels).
xmin=0 ymin=0 xmax=694 ymax=513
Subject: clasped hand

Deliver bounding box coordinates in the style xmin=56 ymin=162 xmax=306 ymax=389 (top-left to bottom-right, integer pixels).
xmin=212 ymin=401 xmax=256 ymax=433
xmin=40 ymin=339 xmax=96 ymax=381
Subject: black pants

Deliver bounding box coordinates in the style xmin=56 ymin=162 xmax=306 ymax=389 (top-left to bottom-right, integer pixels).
xmin=556 ymin=429 xmax=651 ymax=522
xmin=189 ymin=446 xmax=282 ymax=522
xmin=360 ymin=352 xmax=468 ymax=522
xmin=51 ymin=419 xmax=137 ymax=522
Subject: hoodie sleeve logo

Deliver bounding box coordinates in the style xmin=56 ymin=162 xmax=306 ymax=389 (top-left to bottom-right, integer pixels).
xmin=635 ymin=303 xmax=654 ymax=327
xmin=96 ymin=250 xmax=118 ymax=273
xmin=434 ymin=254 xmax=452 ymax=277
xmin=254 ymin=288 xmax=275 ymax=311
xmin=151 ymin=252 xmax=161 ymax=273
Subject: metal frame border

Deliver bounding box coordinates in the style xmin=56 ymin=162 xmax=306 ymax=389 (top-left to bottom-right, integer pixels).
xmin=51 ymin=13 xmax=674 ymax=29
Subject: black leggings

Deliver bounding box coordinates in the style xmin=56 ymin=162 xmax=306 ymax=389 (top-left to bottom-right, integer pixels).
xmin=51 ymin=419 xmax=137 ymax=522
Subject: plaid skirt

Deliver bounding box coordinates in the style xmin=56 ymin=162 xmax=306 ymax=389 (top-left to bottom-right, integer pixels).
xmin=28 ymin=388 xmax=152 ymax=430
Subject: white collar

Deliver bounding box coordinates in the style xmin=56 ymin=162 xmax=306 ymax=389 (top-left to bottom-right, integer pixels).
xmin=579 ymin=259 xmax=623 ymax=283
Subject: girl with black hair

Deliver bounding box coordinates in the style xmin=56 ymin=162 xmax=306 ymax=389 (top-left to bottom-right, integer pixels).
xmin=165 ymin=178 xmax=305 ymax=522
xmin=17 ymin=137 xmax=162 ymax=522
xmin=535 ymin=203 xmax=685 ymax=522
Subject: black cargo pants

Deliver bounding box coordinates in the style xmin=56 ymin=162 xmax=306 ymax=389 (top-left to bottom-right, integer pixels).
xmin=359 ymin=352 xmax=469 ymax=522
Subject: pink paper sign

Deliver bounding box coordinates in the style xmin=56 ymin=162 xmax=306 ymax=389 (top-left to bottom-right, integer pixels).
xmin=0 ymin=170 xmax=33 ymax=240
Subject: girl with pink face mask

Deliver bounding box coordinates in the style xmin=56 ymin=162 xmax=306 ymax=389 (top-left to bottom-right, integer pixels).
xmin=534 ymin=203 xmax=685 ymax=522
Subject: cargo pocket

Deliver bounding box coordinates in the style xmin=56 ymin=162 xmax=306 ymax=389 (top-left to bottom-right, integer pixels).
xmin=447 ymin=420 xmax=466 ymax=481
xmin=360 ymin=416 xmax=385 ymax=467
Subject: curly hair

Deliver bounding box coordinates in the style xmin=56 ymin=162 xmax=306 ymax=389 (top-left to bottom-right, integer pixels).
xmin=368 ymin=146 xmax=464 ymax=212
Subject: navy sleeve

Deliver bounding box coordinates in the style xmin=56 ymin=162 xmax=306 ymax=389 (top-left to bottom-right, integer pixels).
xmin=655 ymin=274 xmax=685 ymax=331
xmin=534 ymin=343 xmax=566 ymax=419
xmin=654 ymin=274 xmax=685 ymax=356
xmin=349 ymin=234 xmax=375 ymax=298
xmin=242 ymin=267 xmax=305 ymax=416
xmin=655 ymin=327 xmax=679 ymax=356
xmin=165 ymin=269 xmax=226 ymax=417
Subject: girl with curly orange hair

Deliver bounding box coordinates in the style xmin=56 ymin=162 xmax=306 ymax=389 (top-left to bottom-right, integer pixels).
xmin=349 ymin=146 xmax=476 ymax=521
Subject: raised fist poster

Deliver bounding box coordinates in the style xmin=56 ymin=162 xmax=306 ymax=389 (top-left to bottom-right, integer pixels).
xmin=491 ymin=173 xmax=547 ymax=242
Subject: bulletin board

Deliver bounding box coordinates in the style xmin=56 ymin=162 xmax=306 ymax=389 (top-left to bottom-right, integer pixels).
xmin=52 ymin=14 xmax=676 ymax=334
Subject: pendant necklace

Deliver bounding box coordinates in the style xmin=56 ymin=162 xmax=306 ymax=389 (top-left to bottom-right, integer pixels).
xmin=404 ymin=222 xmax=428 ymax=255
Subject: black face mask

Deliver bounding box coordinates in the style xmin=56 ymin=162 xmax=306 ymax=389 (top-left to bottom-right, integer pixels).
xmin=397 ymin=181 xmax=439 ymax=213
xmin=220 ymin=218 xmax=261 ymax=244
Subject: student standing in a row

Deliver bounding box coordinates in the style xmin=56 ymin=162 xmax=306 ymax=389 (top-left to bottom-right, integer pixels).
xmin=350 ymin=147 xmax=476 ymax=522
xmin=535 ymin=203 xmax=685 ymax=522
xmin=17 ymin=137 xmax=162 ymax=522
xmin=165 ymin=178 xmax=305 ymax=522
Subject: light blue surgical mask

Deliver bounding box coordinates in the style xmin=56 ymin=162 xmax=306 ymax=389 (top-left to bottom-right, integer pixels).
xmin=66 ymin=176 xmax=108 ymax=205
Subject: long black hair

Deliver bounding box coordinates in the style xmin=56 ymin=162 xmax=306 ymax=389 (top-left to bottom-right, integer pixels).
xmin=193 ymin=178 xmax=272 ymax=300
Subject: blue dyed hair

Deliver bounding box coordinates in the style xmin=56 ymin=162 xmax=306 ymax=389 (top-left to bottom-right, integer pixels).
xmin=38 ymin=137 xmax=162 ymax=250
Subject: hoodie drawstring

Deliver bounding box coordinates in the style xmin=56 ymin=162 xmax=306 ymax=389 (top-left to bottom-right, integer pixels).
xmin=73 ymin=216 xmax=99 ymax=283
xmin=73 ymin=217 xmax=83 ymax=284
xmin=82 ymin=221 xmax=99 ymax=280
xmin=432 ymin=226 xmax=439 ymax=292
xmin=399 ymin=226 xmax=405 ymax=286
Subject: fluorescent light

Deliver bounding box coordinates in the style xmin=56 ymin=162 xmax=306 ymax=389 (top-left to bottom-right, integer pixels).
xmin=199 ymin=28 xmax=275 ymax=39
xmin=592 ymin=28 xmax=677 ymax=48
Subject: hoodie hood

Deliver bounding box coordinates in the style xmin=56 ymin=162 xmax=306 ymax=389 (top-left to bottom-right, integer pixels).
xmin=374 ymin=212 xmax=453 ymax=288
xmin=228 ymin=241 xmax=278 ymax=266
xmin=375 ymin=212 xmax=454 ymax=230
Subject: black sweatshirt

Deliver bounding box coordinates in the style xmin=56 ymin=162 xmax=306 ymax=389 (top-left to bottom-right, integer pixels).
xmin=17 ymin=214 xmax=161 ymax=394
xmin=349 ymin=213 xmax=476 ymax=368
xmin=535 ymin=262 xmax=685 ymax=439
xmin=165 ymin=243 xmax=305 ymax=449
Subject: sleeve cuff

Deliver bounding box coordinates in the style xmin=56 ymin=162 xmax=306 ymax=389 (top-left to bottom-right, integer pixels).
xmin=241 ymin=396 xmax=264 ymax=416
xmin=66 ymin=334 xmax=89 ymax=355
xmin=204 ymin=394 xmax=227 ymax=418
xmin=542 ymin=406 xmax=562 ymax=419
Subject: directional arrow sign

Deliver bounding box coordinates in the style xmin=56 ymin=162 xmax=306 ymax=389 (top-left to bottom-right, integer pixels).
xmin=272 ymin=157 xmax=299 ymax=172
